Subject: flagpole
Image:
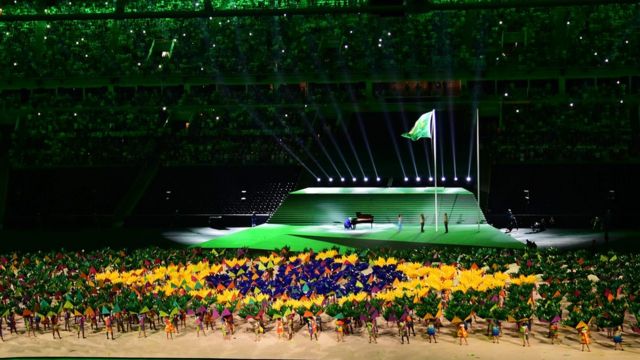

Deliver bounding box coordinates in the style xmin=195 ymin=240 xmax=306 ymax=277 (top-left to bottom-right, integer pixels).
xmin=434 ymin=109 xmax=438 ymax=232
xmin=476 ymin=108 xmax=481 ymax=232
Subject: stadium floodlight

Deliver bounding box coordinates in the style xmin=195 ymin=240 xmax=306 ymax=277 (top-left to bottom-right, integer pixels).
xmin=340 ymin=177 xmax=345 ymax=182
xmin=429 ymin=177 xmax=434 ymax=182
xmin=504 ymin=92 xmax=509 ymax=97
xmin=569 ymin=103 xmax=574 ymax=107
xmin=466 ymin=176 xmax=472 ymax=182
xmin=441 ymin=177 xmax=446 ymax=182
xmin=404 ymin=177 xmax=409 ymax=182
xmin=376 ymin=177 xmax=381 ymax=182
xmin=454 ymin=177 xmax=459 ymax=181
xmin=620 ymin=100 xmax=624 ymax=104
xmin=329 ymin=177 xmax=333 ymax=182
xmin=364 ymin=177 xmax=369 ymax=182
xmin=416 ymin=177 xmax=421 ymax=182
xmin=352 ymin=177 xmax=356 ymax=182
xmin=317 ymin=178 xmax=321 ymax=182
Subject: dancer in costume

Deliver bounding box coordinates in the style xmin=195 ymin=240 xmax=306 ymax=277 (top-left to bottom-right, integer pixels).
xmin=195 ymin=315 xmax=205 ymax=337
xmin=77 ymin=314 xmax=86 ymax=339
xmin=613 ymin=325 xmax=623 ymax=351
xmin=104 ymin=314 xmax=114 ymax=340
xmin=406 ymin=314 xmax=415 ymax=337
xmin=8 ymin=312 xmax=18 ymax=334
xmin=116 ymin=312 xmax=125 ymax=333
xmin=137 ymin=313 xmax=146 ymax=338
xmin=221 ymin=319 xmax=230 ymax=340
xmin=0 ymin=316 xmax=3 ymax=341
xmin=579 ymin=325 xmax=591 ymax=352
xmin=399 ymin=321 xmax=410 ymax=344
xmin=287 ymin=316 xmax=294 ymax=340
xmin=308 ymin=317 xmax=318 ymax=341
xmin=51 ymin=315 xmax=62 ymax=339
xmin=164 ymin=317 xmax=174 ymax=340
xmin=492 ymin=322 xmax=501 ymax=343
xmin=26 ymin=316 xmax=37 ymax=337
xmin=42 ymin=314 xmax=50 ymax=331
xmin=426 ymin=321 xmax=437 ymax=343
xmin=457 ymin=323 xmax=469 ymax=345
xmin=276 ymin=318 xmax=284 ymax=340
xmin=549 ymin=322 xmax=559 ymax=344
xmin=63 ymin=309 xmax=71 ymax=331
xmin=253 ymin=320 xmax=264 ymax=342
xmin=172 ymin=314 xmax=180 ymax=334
xmin=366 ymin=319 xmax=377 ymax=344
xmin=315 ymin=314 xmax=323 ymax=332
xmin=204 ymin=311 xmax=213 ymax=331
xmin=335 ymin=319 xmax=344 ymax=342
xmin=519 ymin=321 xmax=530 ymax=346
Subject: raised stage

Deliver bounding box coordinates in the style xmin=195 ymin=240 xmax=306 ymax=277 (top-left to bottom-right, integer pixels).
xmin=196 ymin=187 xmax=524 ymax=251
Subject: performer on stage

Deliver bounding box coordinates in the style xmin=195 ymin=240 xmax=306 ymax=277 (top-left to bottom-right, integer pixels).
xmin=443 ymin=213 xmax=449 ymax=233
xmin=397 ymin=214 xmax=403 ymax=231
xmin=420 ymin=213 xmax=425 ymax=233
xmin=344 ymin=217 xmax=352 ymax=230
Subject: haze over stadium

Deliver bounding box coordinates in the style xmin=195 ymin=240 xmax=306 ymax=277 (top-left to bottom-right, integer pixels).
xmin=0 ymin=1 xmax=639 ymax=359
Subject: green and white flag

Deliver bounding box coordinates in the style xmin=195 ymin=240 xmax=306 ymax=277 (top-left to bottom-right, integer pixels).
xmin=402 ymin=110 xmax=434 ymax=141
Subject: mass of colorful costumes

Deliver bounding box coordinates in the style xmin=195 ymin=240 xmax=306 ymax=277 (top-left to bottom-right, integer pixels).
xmin=0 ymin=246 xmax=639 ymax=350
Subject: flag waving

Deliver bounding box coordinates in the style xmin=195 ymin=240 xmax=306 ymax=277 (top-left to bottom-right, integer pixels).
xmin=402 ymin=110 xmax=434 ymax=141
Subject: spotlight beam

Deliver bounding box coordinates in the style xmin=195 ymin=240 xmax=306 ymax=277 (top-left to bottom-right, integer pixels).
xmin=340 ymin=72 xmax=378 ymax=180
xmin=318 ymin=83 xmax=360 ymax=181
xmin=467 ymin=111 xmax=477 ymax=179
xmin=338 ymin=114 xmax=366 ymax=179
xmin=302 ymin=111 xmax=343 ymax=179
xmin=357 ymin=116 xmax=379 ymax=179
xmin=302 ymin=141 xmax=330 ymax=179
xmin=323 ymin=120 xmax=355 ymax=180
xmin=384 ymin=115 xmax=407 ymax=179
xmin=448 ymin=108 xmax=458 ymax=180
xmin=250 ymin=111 xmax=318 ymax=179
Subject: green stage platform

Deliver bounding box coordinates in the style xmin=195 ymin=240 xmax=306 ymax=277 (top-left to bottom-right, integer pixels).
xmin=269 ymin=187 xmax=485 ymax=225
xmin=196 ymin=187 xmax=523 ymax=251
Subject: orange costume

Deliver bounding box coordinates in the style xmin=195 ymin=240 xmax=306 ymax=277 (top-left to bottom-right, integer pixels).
xmin=580 ymin=328 xmax=591 ymax=344
xmin=276 ymin=320 xmax=284 ymax=336
xmin=164 ymin=318 xmax=175 ymax=334
xmin=457 ymin=325 xmax=468 ymax=338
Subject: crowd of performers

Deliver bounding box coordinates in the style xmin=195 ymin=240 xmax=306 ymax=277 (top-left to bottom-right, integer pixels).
xmin=0 ymin=246 xmax=638 ymax=353
xmin=0 ymin=304 xmax=626 ymax=351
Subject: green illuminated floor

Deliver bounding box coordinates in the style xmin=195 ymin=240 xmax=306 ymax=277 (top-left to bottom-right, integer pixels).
xmin=195 ymin=223 xmax=524 ymax=251
xmin=196 ymin=187 xmax=521 ymax=251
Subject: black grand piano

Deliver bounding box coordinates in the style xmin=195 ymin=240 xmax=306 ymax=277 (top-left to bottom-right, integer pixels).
xmin=351 ymin=212 xmax=374 ymax=229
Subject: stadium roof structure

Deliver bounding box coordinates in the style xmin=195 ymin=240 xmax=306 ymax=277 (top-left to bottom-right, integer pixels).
xmin=0 ymin=0 xmax=637 ymax=22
